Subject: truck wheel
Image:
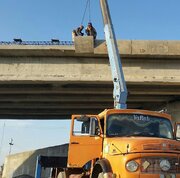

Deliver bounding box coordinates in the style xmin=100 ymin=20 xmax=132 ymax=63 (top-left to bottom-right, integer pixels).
xmin=57 ymin=172 xmax=66 ymax=178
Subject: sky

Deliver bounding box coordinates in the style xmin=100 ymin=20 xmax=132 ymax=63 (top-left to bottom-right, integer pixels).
xmin=0 ymin=0 xmax=180 ymax=165
xmin=1 ymin=0 xmax=180 ymax=41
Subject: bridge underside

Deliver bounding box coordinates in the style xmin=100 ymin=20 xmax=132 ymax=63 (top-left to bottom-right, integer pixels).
xmin=0 ymin=82 xmax=179 ymax=119
xmin=0 ymin=39 xmax=179 ymax=119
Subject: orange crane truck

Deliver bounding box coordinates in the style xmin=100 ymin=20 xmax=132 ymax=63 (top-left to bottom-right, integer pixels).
xmin=35 ymin=0 xmax=180 ymax=178
xmin=36 ymin=109 xmax=180 ymax=178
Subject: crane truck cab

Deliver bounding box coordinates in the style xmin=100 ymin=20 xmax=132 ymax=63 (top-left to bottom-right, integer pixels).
xmin=66 ymin=109 xmax=180 ymax=178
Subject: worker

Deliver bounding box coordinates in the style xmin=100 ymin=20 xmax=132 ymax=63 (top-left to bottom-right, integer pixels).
xmin=72 ymin=30 xmax=77 ymax=41
xmin=76 ymin=25 xmax=84 ymax=36
xmin=85 ymin=22 xmax=97 ymax=39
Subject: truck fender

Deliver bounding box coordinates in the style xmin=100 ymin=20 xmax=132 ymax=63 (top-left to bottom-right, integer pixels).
xmin=91 ymin=159 xmax=112 ymax=178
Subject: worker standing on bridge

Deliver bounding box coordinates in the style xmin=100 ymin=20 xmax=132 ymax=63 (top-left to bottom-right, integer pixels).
xmin=76 ymin=25 xmax=84 ymax=36
xmin=85 ymin=22 xmax=97 ymax=40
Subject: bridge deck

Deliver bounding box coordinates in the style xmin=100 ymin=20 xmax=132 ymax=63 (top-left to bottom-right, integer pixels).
xmin=0 ymin=38 xmax=179 ymax=119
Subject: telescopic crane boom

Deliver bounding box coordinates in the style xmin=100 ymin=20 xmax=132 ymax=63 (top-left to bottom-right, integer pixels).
xmin=100 ymin=0 xmax=128 ymax=109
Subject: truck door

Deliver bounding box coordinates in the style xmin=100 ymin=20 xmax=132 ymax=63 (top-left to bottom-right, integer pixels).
xmin=67 ymin=115 xmax=103 ymax=168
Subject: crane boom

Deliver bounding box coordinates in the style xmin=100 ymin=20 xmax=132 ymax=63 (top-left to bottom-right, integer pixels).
xmin=100 ymin=0 xmax=128 ymax=109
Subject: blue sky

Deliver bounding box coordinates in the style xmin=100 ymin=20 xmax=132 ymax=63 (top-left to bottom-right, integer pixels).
xmin=0 ymin=0 xmax=180 ymax=41
xmin=0 ymin=0 xmax=180 ymax=165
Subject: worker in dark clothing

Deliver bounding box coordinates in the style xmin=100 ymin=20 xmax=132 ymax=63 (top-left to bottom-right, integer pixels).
xmin=76 ymin=25 xmax=84 ymax=36
xmin=85 ymin=22 xmax=97 ymax=39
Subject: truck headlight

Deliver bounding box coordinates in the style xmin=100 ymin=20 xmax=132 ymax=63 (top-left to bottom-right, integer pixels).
xmin=160 ymin=159 xmax=171 ymax=171
xmin=126 ymin=161 xmax=139 ymax=172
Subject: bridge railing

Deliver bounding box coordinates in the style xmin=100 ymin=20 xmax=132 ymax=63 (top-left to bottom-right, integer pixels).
xmin=0 ymin=41 xmax=74 ymax=46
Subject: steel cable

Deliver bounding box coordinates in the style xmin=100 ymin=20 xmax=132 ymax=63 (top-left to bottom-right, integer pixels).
xmin=81 ymin=0 xmax=91 ymax=25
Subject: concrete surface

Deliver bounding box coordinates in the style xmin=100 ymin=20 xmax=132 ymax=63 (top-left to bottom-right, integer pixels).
xmin=166 ymin=101 xmax=180 ymax=123
xmin=2 ymin=144 xmax=68 ymax=178
xmin=0 ymin=38 xmax=179 ymax=119
xmin=74 ymin=36 xmax=94 ymax=53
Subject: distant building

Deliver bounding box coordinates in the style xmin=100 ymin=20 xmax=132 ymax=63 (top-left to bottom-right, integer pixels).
xmin=2 ymin=144 xmax=68 ymax=178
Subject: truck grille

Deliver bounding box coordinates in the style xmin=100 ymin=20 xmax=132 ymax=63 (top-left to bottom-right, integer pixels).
xmin=141 ymin=157 xmax=179 ymax=174
xmin=143 ymin=144 xmax=180 ymax=151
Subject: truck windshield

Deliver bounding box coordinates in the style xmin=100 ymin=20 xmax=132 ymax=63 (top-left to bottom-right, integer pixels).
xmin=106 ymin=114 xmax=173 ymax=139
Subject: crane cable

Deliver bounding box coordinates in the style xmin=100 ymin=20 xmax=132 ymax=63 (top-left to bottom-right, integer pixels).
xmin=81 ymin=0 xmax=91 ymax=25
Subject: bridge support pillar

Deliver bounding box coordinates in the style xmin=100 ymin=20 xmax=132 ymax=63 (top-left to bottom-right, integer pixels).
xmin=166 ymin=101 xmax=180 ymax=123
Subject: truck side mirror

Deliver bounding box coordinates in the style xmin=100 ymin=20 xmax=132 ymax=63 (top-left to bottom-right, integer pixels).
xmin=89 ymin=118 xmax=100 ymax=136
xmin=175 ymin=122 xmax=180 ymax=141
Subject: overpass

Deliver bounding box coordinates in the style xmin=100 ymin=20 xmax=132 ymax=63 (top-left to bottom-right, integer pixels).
xmin=0 ymin=37 xmax=179 ymax=120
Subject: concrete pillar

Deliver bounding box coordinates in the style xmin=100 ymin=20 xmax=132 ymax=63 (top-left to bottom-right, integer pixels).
xmin=166 ymin=101 xmax=180 ymax=123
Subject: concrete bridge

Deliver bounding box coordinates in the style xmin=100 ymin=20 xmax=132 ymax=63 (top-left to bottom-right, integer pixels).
xmin=0 ymin=37 xmax=179 ymax=120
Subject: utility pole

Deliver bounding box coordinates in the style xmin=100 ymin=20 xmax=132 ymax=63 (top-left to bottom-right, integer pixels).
xmin=9 ymin=138 xmax=14 ymax=155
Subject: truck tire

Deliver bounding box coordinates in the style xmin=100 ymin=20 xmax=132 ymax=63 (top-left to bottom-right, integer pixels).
xmin=91 ymin=159 xmax=112 ymax=178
